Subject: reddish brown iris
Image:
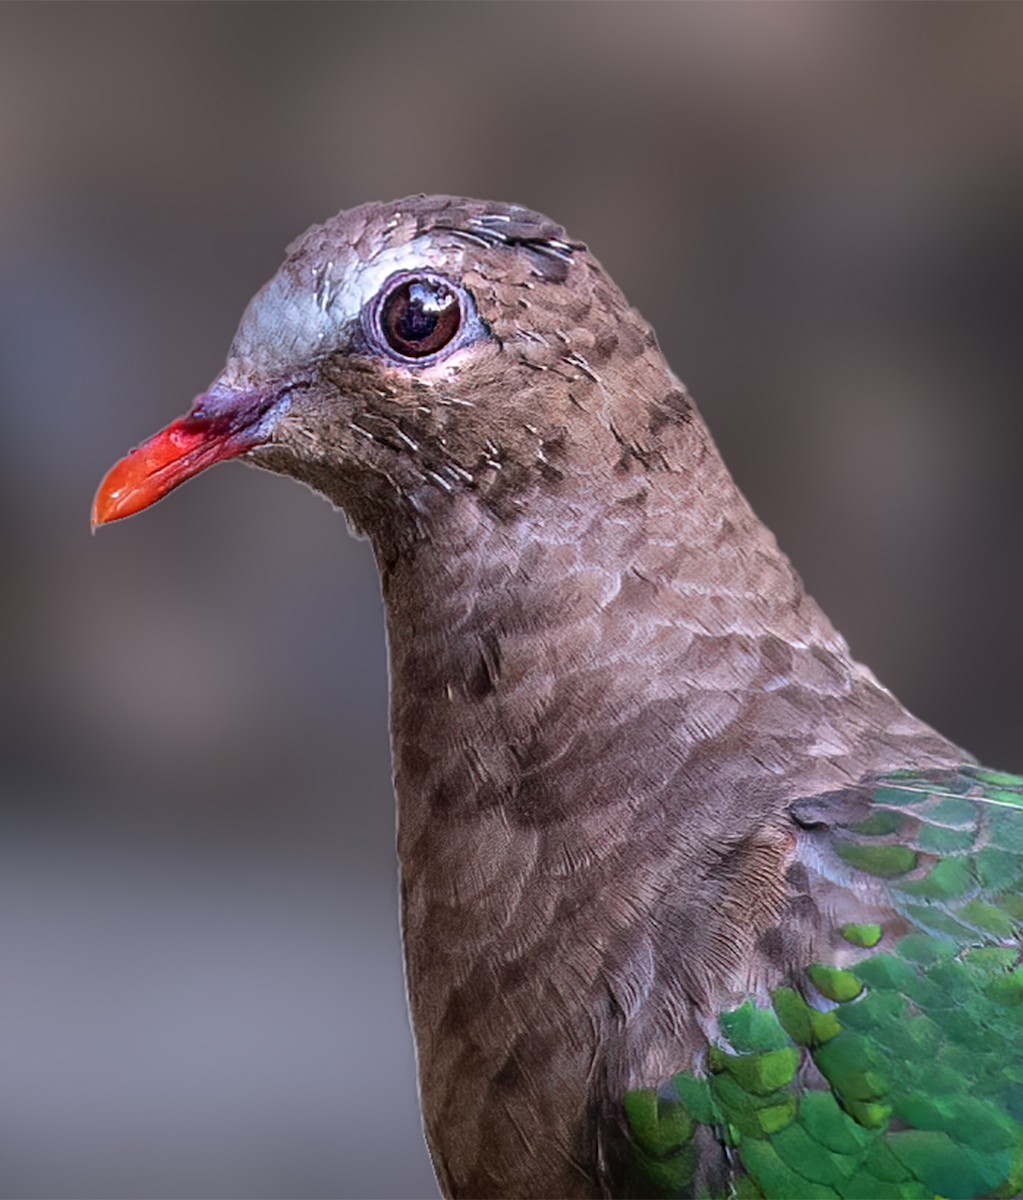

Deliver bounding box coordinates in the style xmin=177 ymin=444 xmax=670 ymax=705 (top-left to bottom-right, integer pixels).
xmin=378 ymin=276 xmax=462 ymax=359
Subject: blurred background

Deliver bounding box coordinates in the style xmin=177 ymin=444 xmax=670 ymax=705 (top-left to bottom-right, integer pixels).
xmin=1 ymin=3 xmax=1022 ymax=1196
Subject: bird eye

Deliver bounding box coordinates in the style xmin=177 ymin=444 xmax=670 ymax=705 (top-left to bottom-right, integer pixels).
xmin=375 ymin=274 xmax=464 ymax=361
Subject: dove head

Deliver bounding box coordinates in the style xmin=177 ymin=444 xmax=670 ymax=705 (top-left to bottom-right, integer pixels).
xmin=93 ymin=195 xmax=696 ymax=550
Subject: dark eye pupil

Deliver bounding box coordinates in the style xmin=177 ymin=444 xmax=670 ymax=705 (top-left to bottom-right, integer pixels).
xmin=379 ymin=278 xmax=462 ymax=358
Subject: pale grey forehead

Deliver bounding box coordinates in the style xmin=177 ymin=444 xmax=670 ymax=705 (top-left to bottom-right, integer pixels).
xmin=224 ymin=234 xmax=466 ymax=382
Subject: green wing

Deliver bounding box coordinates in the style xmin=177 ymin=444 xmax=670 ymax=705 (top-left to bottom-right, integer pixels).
xmin=620 ymin=765 xmax=1023 ymax=1199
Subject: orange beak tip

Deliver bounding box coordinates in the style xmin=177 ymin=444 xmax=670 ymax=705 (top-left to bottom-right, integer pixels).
xmin=92 ymin=387 xmax=285 ymax=529
xmin=91 ymin=418 xmax=244 ymax=527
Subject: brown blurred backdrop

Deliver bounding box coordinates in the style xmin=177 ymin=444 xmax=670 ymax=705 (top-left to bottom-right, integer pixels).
xmin=1 ymin=3 xmax=1022 ymax=1197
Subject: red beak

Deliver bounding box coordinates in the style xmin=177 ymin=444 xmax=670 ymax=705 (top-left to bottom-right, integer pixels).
xmin=92 ymin=385 xmax=284 ymax=527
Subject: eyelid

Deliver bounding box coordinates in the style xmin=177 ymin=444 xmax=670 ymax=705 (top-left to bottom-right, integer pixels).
xmin=365 ymin=270 xmax=480 ymax=366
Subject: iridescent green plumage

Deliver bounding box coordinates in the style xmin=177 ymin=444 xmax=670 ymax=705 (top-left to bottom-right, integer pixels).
xmin=622 ymin=767 xmax=1023 ymax=1199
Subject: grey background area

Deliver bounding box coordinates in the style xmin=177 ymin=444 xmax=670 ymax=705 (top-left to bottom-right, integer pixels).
xmin=2 ymin=3 xmax=1022 ymax=1197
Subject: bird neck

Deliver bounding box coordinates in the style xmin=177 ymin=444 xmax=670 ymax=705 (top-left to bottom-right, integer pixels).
xmin=378 ymin=406 xmax=951 ymax=845
xmin=373 ymin=411 xmax=957 ymax=1196
xmin=379 ymin=410 xmax=851 ymax=744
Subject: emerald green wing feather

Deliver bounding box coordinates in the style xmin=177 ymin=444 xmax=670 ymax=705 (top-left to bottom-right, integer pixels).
xmin=620 ymin=766 xmax=1023 ymax=1199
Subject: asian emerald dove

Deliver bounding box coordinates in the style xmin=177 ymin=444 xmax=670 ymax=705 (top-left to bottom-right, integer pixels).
xmin=94 ymin=196 xmax=1023 ymax=1200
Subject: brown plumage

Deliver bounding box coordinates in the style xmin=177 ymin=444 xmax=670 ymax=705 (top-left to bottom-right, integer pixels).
xmin=94 ymin=197 xmax=964 ymax=1198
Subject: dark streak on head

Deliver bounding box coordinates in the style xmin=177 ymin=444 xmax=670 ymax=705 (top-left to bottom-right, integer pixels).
xmin=426 ymin=199 xmax=585 ymax=285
